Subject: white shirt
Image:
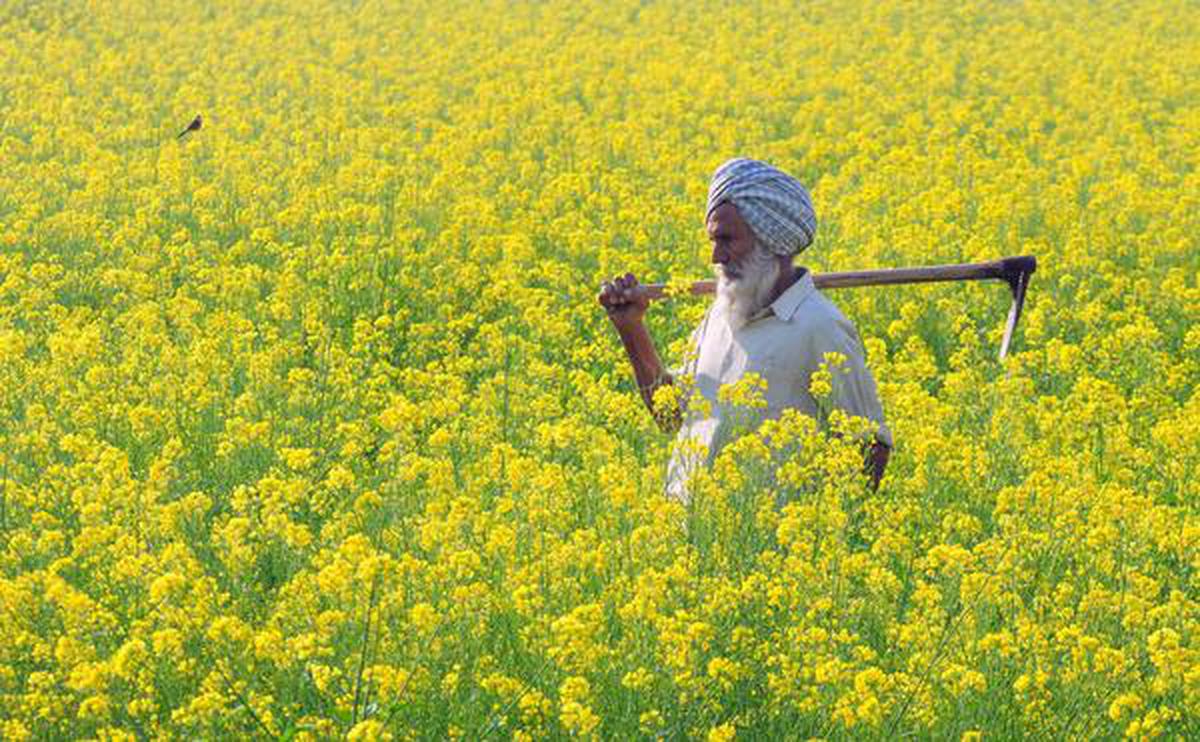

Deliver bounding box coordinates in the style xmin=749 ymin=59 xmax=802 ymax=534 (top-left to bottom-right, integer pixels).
xmin=665 ymin=268 xmax=891 ymax=503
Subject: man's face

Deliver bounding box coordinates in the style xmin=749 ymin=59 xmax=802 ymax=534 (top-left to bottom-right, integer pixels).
xmin=707 ymin=201 xmax=757 ymax=281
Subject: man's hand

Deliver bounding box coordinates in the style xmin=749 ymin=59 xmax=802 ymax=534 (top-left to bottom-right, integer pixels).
xmin=598 ymin=272 xmax=650 ymax=330
xmin=864 ymin=439 xmax=890 ymax=491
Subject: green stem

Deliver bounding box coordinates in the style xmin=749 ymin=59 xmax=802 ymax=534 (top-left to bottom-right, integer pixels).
xmin=352 ymin=572 xmax=382 ymax=726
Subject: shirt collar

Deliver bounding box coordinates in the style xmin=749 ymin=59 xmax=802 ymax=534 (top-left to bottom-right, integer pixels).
xmin=749 ymin=267 xmax=815 ymax=323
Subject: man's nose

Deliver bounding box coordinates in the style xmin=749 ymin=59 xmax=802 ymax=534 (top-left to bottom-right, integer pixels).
xmin=711 ymin=244 xmax=729 ymax=264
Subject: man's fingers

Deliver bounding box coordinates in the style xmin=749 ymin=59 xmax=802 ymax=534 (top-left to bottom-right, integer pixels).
xmin=600 ymin=274 xmax=645 ymax=312
xmin=599 ymin=281 xmax=627 ymax=309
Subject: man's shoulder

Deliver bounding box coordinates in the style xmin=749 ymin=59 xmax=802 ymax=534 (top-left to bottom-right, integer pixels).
xmin=777 ymin=290 xmax=864 ymax=358
xmin=784 ymin=289 xmax=851 ymax=333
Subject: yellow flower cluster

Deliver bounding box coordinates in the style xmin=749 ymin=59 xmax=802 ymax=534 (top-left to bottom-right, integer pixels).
xmin=1 ymin=0 xmax=1196 ymax=738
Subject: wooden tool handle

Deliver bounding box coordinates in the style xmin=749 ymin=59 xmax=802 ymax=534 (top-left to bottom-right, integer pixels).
xmin=639 ymin=255 xmax=1036 ymax=301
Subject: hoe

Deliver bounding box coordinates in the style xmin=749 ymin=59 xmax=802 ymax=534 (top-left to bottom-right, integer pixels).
xmin=641 ymin=255 xmax=1037 ymax=360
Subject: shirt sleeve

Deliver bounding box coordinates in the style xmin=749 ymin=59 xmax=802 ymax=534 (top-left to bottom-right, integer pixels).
xmin=808 ymin=317 xmax=893 ymax=447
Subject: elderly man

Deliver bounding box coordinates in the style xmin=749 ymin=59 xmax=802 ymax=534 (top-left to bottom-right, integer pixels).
xmin=598 ymin=158 xmax=892 ymax=502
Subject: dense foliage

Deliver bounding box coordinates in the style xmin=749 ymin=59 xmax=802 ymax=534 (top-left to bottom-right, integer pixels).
xmin=1 ymin=0 xmax=1196 ymax=738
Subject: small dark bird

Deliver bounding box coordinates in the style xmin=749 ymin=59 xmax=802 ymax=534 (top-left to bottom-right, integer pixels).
xmin=177 ymin=114 xmax=202 ymax=139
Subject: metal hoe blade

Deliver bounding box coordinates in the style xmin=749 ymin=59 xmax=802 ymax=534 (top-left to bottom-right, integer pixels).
xmin=998 ymin=256 xmax=1037 ymax=360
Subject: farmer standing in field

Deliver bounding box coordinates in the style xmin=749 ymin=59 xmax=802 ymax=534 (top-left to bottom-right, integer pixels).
xmin=599 ymin=158 xmax=892 ymax=502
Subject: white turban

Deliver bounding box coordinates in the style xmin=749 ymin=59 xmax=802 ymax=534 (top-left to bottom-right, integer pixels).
xmin=706 ymin=158 xmax=818 ymax=256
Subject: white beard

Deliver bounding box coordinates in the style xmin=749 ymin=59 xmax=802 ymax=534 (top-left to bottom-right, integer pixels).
xmin=713 ymin=245 xmax=781 ymax=331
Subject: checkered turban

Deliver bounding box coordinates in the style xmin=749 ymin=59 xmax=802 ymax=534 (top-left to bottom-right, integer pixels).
xmin=706 ymin=158 xmax=817 ymax=256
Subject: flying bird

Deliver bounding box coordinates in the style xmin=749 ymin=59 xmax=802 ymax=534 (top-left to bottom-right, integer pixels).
xmin=177 ymin=114 xmax=202 ymax=139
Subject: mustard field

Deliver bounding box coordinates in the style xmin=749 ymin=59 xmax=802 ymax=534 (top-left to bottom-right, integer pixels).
xmin=1 ymin=0 xmax=1197 ymax=738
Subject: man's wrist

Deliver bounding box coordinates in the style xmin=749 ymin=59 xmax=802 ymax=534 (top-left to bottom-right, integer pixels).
xmin=610 ymin=315 xmax=646 ymax=334
xmin=613 ymin=320 xmax=652 ymax=349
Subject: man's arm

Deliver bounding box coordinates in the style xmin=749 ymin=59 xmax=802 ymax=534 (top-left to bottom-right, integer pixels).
xmin=598 ymin=273 xmax=681 ymax=433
